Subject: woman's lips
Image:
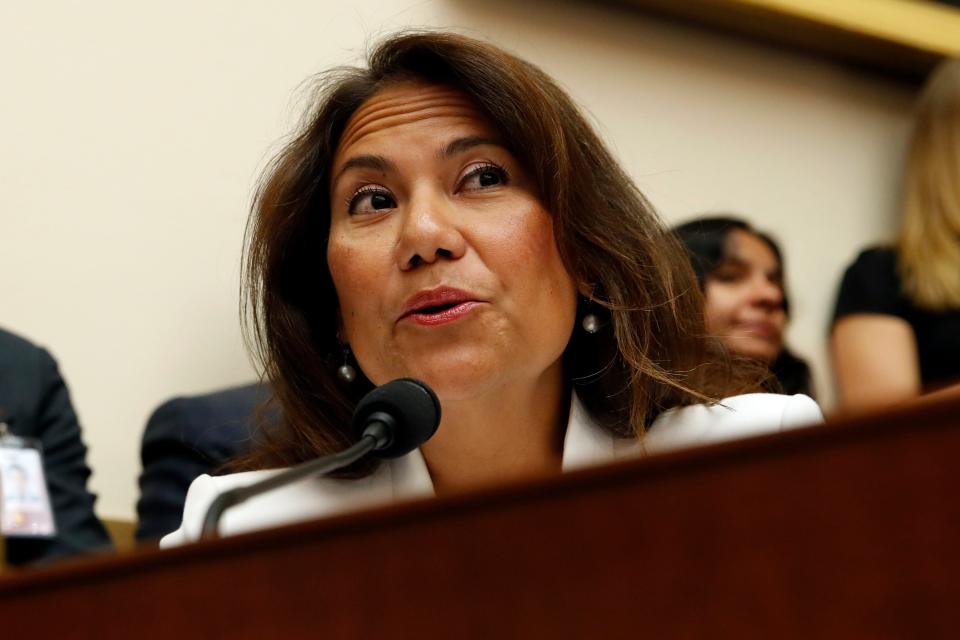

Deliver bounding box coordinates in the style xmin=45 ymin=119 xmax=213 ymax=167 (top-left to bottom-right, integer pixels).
xmin=398 ymin=287 xmax=485 ymax=326
xmin=735 ymin=321 xmax=779 ymax=341
xmin=403 ymin=300 xmax=483 ymax=326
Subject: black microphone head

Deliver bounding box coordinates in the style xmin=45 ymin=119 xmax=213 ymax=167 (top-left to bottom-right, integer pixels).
xmin=352 ymin=378 xmax=441 ymax=458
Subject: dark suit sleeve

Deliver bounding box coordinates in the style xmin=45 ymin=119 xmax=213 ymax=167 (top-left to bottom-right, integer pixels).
xmin=5 ymin=347 xmax=113 ymax=565
xmin=136 ymin=391 xmax=261 ymax=542
xmin=136 ymin=399 xmax=214 ymax=541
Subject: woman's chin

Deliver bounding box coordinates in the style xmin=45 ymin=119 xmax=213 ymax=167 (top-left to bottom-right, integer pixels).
xmin=726 ymin=337 xmax=780 ymax=365
xmin=388 ymin=354 xmax=511 ymax=404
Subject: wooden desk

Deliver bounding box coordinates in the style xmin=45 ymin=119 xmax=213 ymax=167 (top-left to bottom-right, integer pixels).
xmin=1 ymin=398 xmax=958 ymax=638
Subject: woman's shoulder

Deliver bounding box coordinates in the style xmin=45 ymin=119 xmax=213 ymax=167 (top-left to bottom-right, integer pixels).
xmin=160 ymin=454 xmax=433 ymax=547
xmin=645 ymin=393 xmax=823 ymax=453
xmin=159 ymin=470 xmax=281 ymax=547
xmin=848 ymin=246 xmax=897 ymax=272
xmin=842 ymin=246 xmax=900 ymax=288
xmin=834 ymin=246 xmax=907 ymax=321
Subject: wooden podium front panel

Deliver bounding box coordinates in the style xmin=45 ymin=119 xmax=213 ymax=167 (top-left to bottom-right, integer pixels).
xmin=1 ymin=399 xmax=958 ymax=638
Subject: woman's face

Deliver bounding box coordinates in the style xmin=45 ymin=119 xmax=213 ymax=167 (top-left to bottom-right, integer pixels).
xmin=703 ymin=229 xmax=787 ymax=363
xmin=327 ymin=82 xmax=578 ymax=402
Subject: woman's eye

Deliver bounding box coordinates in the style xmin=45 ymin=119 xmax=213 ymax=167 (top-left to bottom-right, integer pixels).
xmin=461 ymin=163 xmax=509 ymax=191
xmin=348 ymin=188 xmax=396 ymax=215
xmin=711 ymin=265 xmax=746 ymax=283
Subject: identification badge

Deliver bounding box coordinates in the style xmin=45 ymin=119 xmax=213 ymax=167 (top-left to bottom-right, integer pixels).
xmin=0 ymin=421 xmax=56 ymax=538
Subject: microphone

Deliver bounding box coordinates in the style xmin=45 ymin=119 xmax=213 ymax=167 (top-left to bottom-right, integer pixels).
xmin=200 ymin=378 xmax=440 ymax=539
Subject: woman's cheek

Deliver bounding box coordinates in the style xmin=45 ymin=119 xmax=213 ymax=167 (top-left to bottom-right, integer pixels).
xmin=703 ymin=285 xmax=731 ymax=333
xmin=328 ymin=241 xmax=372 ymax=329
xmin=773 ymin=311 xmax=788 ymax=335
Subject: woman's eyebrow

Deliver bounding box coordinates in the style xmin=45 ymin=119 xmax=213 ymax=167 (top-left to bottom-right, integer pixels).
xmin=439 ymin=136 xmax=505 ymax=159
xmin=334 ymin=155 xmax=397 ymax=183
xmin=717 ymin=255 xmax=746 ymax=268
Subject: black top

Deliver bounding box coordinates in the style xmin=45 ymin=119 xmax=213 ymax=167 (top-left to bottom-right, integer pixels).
xmin=0 ymin=327 xmax=113 ymax=565
xmin=833 ymin=247 xmax=960 ymax=388
xmin=769 ymin=349 xmax=814 ymax=398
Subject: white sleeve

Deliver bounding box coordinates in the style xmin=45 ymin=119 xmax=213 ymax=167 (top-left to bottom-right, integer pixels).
xmin=779 ymin=394 xmax=825 ymax=430
xmin=159 ymin=474 xmax=220 ymax=548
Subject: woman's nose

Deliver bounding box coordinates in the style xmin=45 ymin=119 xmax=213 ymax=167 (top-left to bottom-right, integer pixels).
xmin=751 ymin=276 xmax=784 ymax=309
xmin=396 ymin=188 xmax=467 ymax=270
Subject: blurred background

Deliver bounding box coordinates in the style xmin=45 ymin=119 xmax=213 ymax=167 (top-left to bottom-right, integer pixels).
xmin=1 ymin=0 xmax=955 ymax=523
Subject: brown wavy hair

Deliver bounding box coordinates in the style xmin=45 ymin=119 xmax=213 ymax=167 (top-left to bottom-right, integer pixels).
xmin=240 ymin=31 xmax=754 ymax=473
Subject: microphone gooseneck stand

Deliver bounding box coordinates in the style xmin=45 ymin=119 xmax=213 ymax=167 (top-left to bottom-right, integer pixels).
xmin=200 ymin=420 xmax=390 ymax=539
xmin=198 ymin=377 xmax=441 ymax=540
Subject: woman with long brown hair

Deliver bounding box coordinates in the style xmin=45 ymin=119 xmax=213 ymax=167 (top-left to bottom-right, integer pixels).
xmin=832 ymin=57 xmax=960 ymax=411
xmin=163 ymin=32 xmax=820 ymax=545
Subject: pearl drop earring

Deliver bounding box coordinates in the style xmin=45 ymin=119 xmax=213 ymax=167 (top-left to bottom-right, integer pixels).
xmin=582 ymin=313 xmax=600 ymax=334
xmin=337 ymin=346 xmax=357 ymax=383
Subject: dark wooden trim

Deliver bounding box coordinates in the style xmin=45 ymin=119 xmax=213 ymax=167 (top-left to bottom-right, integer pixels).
xmin=1 ymin=396 xmax=959 ymax=636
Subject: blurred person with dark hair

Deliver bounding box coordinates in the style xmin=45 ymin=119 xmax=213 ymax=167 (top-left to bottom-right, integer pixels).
xmin=832 ymin=58 xmax=960 ymax=411
xmin=673 ymin=216 xmax=814 ymax=397
xmin=0 ymin=327 xmax=112 ymax=565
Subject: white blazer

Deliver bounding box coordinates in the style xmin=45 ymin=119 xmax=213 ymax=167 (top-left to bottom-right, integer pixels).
xmin=161 ymin=392 xmax=822 ymax=548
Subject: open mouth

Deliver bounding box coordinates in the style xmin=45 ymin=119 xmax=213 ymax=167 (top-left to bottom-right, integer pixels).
xmin=399 ymin=286 xmax=485 ymax=326
xmin=735 ymin=322 xmax=778 ymax=341
xmin=402 ymin=300 xmax=482 ymax=326
xmin=415 ymin=302 xmax=461 ymax=315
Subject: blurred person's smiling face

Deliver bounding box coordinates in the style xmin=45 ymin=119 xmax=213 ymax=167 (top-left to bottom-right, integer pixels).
xmin=703 ymin=229 xmax=787 ymax=363
xmin=327 ymin=82 xmax=578 ymax=402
